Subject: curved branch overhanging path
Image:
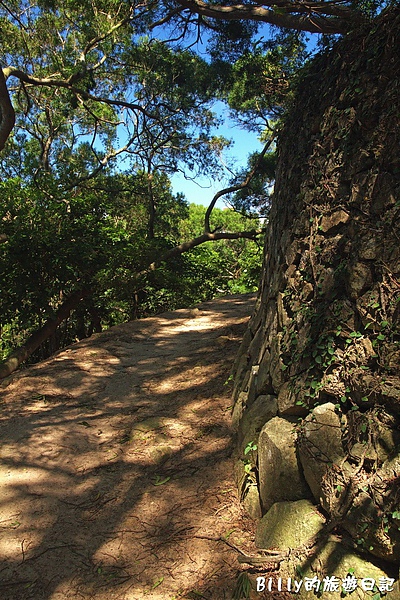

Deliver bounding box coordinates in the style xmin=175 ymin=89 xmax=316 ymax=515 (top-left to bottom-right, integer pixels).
xmin=0 ymin=294 xmax=260 ymax=600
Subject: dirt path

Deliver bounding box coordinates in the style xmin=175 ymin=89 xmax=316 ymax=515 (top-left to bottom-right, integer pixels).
xmin=0 ymin=294 xmax=259 ymax=600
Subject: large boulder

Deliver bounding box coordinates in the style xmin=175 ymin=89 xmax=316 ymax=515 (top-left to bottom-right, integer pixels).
xmin=298 ymin=404 xmax=400 ymax=563
xmin=297 ymin=403 xmax=347 ymax=513
xmin=250 ymin=536 xmax=400 ymax=600
xmin=295 ymin=538 xmax=400 ymax=600
xmin=341 ymin=453 xmax=400 ymax=563
xmin=237 ymin=394 xmax=277 ymax=457
xmin=252 ymin=500 xmax=400 ymax=600
xmin=255 ymin=499 xmax=325 ymax=550
xmin=235 ymin=395 xmax=278 ymax=519
xmin=258 ymin=416 xmax=312 ymax=513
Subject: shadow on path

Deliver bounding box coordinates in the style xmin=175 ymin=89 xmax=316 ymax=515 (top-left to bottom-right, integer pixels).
xmin=0 ymin=294 xmax=256 ymax=600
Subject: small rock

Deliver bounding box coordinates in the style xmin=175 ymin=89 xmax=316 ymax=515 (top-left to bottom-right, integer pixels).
xmin=320 ymin=209 xmax=350 ymax=233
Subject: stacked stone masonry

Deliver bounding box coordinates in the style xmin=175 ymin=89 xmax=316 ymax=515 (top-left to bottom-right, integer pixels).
xmin=232 ymin=8 xmax=400 ymax=594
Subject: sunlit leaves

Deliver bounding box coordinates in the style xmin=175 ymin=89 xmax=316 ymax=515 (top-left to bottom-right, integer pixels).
xmin=222 ymin=32 xmax=308 ymax=130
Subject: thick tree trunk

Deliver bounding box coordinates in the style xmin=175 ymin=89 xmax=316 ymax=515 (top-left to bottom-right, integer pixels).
xmin=174 ymin=0 xmax=356 ymax=34
xmin=0 ymin=288 xmax=91 ymax=380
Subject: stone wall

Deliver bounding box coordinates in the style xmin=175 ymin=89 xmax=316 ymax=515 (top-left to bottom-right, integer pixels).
xmin=232 ymin=7 xmax=400 ymax=589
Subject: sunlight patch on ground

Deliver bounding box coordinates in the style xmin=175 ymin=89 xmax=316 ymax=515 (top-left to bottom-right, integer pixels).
xmin=0 ymin=295 xmax=255 ymax=599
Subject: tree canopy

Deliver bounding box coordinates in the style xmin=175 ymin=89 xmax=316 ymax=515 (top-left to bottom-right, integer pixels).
xmin=1 ymin=0 xmax=391 ymax=158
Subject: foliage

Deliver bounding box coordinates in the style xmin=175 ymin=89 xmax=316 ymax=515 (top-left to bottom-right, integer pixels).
xmin=0 ymin=173 xmax=261 ymax=362
xmin=178 ymin=204 xmax=263 ymax=295
xmin=227 ymin=150 xmax=276 ymax=218
xmin=223 ymin=33 xmax=308 ymax=130
xmin=0 ymin=0 xmax=392 ymax=369
xmin=96 ymin=203 xmax=262 ymax=320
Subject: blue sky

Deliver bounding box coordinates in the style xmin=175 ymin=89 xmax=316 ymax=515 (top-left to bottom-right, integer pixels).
xmin=171 ymin=103 xmax=263 ymax=208
xmin=164 ymin=26 xmax=319 ymax=209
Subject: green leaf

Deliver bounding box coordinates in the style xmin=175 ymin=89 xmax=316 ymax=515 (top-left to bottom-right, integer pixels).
xmin=244 ymin=441 xmax=257 ymax=455
xmin=223 ymin=529 xmax=235 ymax=539
xmin=296 ymin=565 xmax=304 ymax=577
xmin=10 ymin=521 xmax=21 ymax=528
xmin=151 ymin=577 xmax=164 ymax=589
xmin=153 ymin=475 xmax=171 ymax=486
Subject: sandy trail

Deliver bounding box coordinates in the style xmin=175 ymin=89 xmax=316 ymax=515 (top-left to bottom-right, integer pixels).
xmin=0 ymin=294 xmax=258 ymax=600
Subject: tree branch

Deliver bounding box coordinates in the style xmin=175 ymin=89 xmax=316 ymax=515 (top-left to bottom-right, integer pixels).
xmin=144 ymin=228 xmax=264 ymax=274
xmin=148 ymin=6 xmax=185 ymax=30
xmin=174 ymin=0 xmax=359 ymax=34
xmin=0 ymin=226 xmax=263 ymax=380
xmin=5 ymin=68 xmax=157 ymax=119
xmin=61 ymin=130 xmax=140 ymax=192
xmin=204 ymin=131 xmax=276 ymax=233
xmin=81 ymin=7 xmax=134 ymax=61
xmin=0 ymin=288 xmax=91 ymax=381
xmin=0 ymin=68 xmax=16 ymax=151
